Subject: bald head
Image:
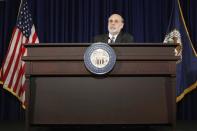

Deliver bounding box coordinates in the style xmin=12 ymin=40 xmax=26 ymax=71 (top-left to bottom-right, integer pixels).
xmin=109 ymin=14 xmax=124 ymax=23
xmin=108 ymin=14 xmax=124 ymax=35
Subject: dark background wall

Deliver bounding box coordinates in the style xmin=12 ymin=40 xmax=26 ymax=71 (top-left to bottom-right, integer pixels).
xmin=0 ymin=0 xmax=197 ymax=120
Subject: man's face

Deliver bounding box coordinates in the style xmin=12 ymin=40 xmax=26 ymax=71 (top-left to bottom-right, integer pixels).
xmin=108 ymin=14 xmax=124 ymax=35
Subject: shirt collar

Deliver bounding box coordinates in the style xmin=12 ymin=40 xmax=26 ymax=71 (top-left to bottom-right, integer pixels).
xmin=109 ymin=33 xmax=119 ymax=40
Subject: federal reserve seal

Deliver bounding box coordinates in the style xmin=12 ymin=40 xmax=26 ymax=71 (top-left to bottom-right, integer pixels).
xmin=84 ymin=42 xmax=116 ymax=75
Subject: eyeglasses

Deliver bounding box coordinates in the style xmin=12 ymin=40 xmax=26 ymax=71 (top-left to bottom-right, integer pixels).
xmin=108 ymin=19 xmax=121 ymax=24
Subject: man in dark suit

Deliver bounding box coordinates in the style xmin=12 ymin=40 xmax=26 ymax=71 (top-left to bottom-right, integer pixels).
xmin=94 ymin=14 xmax=134 ymax=43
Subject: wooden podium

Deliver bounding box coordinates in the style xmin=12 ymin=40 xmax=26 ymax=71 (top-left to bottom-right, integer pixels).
xmin=23 ymin=43 xmax=179 ymax=129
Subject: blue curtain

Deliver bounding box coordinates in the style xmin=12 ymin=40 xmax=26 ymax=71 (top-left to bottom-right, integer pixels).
xmin=0 ymin=0 xmax=197 ymax=120
xmin=180 ymin=0 xmax=197 ymax=50
xmin=28 ymin=0 xmax=172 ymax=43
xmin=0 ymin=1 xmax=5 ymax=67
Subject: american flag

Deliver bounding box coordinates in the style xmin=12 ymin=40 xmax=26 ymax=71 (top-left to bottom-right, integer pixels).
xmin=0 ymin=0 xmax=39 ymax=108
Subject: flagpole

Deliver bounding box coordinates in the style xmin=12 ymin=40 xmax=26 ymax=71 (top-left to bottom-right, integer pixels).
xmin=17 ymin=0 xmax=24 ymax=19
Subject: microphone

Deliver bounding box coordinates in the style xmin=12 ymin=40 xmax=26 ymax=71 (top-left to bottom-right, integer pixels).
xmin=108 ymin=37 xmax=111 ymax=42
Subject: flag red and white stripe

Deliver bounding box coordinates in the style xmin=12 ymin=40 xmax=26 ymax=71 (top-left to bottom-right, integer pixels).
xmin=0 ymin=0 xmax=39 ymax=108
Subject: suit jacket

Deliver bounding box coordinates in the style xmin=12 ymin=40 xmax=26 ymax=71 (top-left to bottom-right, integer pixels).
xmin=93 ymin=32 xmax=134 ymax=43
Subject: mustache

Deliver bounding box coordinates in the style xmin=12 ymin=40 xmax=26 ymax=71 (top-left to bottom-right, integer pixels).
xmin=109 ymin=27 xmax=116 ymax=30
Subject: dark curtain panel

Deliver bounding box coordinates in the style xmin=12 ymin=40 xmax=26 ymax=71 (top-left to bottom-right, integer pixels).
xmin=180 ymin=0 xmax=197 ymax=50
xmin=28 ymin=0 xmax=172 ymax=43
xmin=0 ymin=0 xmax=197 ymax=120
xmin=0 ymin=1 xmax=5 ymax=67
xmin=0 ymin=1 xmax=5 ymax=120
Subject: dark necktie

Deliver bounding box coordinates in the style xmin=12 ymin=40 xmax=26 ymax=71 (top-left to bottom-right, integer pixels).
xmin=110 ymin=36 xmax=115 ymax=43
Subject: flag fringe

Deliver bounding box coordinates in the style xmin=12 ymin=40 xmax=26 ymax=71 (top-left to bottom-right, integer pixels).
xmin=176 ymin=81 xmax=197 ymax=102
xmin=0 ymin=82 xmax=26 ymax=109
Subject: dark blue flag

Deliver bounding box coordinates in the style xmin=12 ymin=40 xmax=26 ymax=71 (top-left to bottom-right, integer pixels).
xmin=164 ymin=0 xmax=197 ymax=102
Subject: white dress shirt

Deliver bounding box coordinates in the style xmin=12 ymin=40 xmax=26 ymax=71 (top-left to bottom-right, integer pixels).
xmin=108 ymin=33 xmax=119 ymax=43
